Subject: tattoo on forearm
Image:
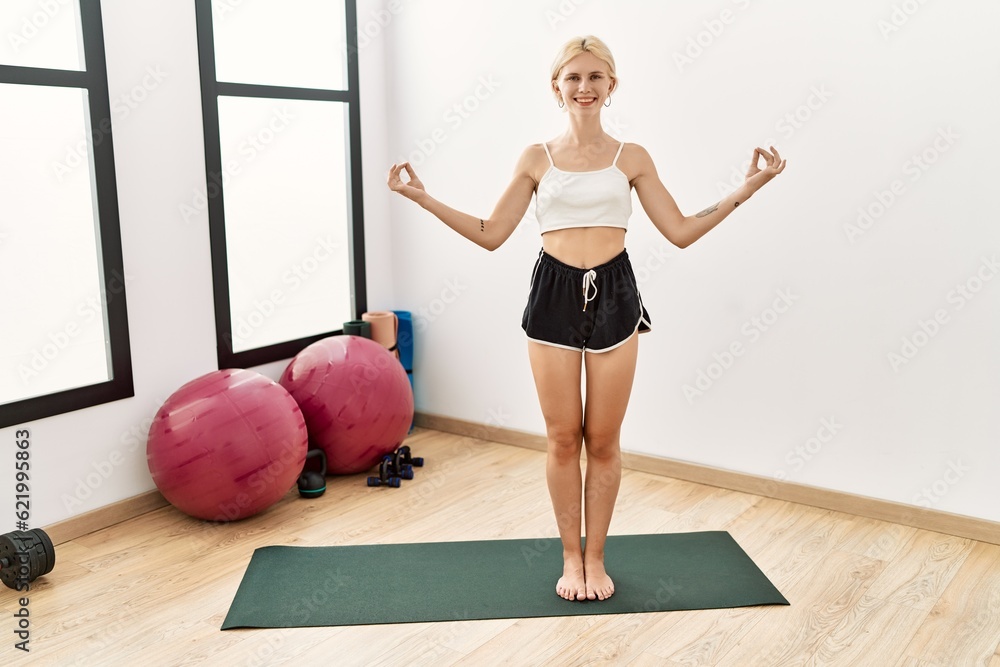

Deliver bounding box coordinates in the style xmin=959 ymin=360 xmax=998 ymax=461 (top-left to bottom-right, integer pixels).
xmin=734 ymin=201 xmax=740 ymax=208
xmin=480 ymin=218 xmax=485 ymax=232
xmin=695 ymin=202 xmax=720 ymax=218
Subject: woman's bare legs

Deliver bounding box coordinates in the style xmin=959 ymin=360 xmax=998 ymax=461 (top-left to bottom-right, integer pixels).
xmin=527 ymin=333 xmax=639 ymax=601
xmin=527 ymin=341 xmax=586 ymax=601
xmin=581 ymin=333 xmax=638 ymax=600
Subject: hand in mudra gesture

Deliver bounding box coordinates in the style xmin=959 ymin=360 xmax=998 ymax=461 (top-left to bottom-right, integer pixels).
xmin=387 ymin=162 xmax=426 ymax=203
xmin=744 ymin=146 xmax=786 ymax=194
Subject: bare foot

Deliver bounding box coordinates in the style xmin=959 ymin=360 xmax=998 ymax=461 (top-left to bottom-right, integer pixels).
xmin=556 ymin=555 xmax=587 ymax=601
xmin=584 ymin=556 xmax=615 ymax=601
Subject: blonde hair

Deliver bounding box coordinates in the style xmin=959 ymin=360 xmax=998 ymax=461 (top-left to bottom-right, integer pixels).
xmin=550 ymin=35 xmax=618 ymax=103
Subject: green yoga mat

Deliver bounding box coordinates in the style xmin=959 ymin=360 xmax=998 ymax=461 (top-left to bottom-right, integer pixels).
xmin=221 ymin=531 xmax=787 ymax=629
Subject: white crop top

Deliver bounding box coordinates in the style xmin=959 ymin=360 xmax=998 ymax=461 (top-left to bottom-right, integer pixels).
xmin=534 ymin=141 xmax=632 ymax=234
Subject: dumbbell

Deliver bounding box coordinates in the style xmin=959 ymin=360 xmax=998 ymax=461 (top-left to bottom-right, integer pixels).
xmin=0 ymin=529 xmax=55 ymax=590
xmin=366 ymin=458 xmax=401 ymax=488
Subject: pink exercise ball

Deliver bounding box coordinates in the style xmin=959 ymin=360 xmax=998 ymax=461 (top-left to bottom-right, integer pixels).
xmin=279 ymin=335 xmax=414 ymax=474
xmin=146 ymin=369 xmax=308 ymax=522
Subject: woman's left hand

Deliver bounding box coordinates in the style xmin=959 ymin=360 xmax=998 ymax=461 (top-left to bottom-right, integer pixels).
xmin=744 ymin=146 xmax=786 ymax=193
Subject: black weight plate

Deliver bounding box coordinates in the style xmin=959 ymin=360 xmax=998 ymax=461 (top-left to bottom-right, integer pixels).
xmin=0 ymin=535 xmax=17 ymax=588
xmin=30 ymin=529 xmax=56 ymax=578
xmin=0 ymin=530 xmax=55 ymax=589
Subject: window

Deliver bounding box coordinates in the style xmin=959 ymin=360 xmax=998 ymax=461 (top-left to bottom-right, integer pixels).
xmin=194 ymin=0 xmax=366 ymax=369
xmin=0 ymin=0 xmax=133 ymax=427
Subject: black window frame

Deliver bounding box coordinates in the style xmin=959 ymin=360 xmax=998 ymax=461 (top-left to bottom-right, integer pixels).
xmin=0 ymin=0 xmax=134 ymax=428
xmin=193 ymin=0 xmax=367 ymax=370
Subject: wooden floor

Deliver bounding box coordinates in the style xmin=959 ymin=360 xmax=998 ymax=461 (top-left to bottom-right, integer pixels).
xmin=4 ymin=428 xmax=1000 ymax=666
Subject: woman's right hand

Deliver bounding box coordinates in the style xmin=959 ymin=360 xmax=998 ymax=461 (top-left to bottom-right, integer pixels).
xmin=387 ymin=162 xmax=427 ymax=204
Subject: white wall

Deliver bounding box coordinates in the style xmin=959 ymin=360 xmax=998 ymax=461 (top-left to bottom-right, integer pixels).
xmin=1 ymin=0 xmax=995 ymax=529
xmin=384 ymin=0 xmax=1000 ymax=522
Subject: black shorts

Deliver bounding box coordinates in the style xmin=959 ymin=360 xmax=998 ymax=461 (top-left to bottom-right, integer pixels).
xmin=521 ymin=249 xmax=652 ymax=353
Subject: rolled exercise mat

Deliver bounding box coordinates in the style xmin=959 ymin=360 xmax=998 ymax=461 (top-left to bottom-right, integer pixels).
xmin=342 ymin=320 xmax=371 ymax=338
xmin=392 ymin=310 xmax=414 ymax=376
xmin=392 ymin=310 xmax=414 ymax=431
xmin=362 ymin=311 xmax=398 ymax=358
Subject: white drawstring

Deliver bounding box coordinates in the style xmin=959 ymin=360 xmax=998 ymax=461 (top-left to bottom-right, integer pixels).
xmin=582 ymin=269 xmax=597 ymax=311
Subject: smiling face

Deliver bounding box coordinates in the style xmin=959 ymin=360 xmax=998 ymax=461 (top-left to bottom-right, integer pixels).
xmin=553 ymin=51 xmax=616 ymax=112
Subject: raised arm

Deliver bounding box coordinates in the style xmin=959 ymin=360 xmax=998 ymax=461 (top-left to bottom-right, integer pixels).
xmin=386 ymin=146 xmax=539 ymax=252
xmin=631 ymin=144 xmax=786 ymax=249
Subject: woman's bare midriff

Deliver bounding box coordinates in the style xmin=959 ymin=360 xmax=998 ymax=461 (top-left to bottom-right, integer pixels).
xmin=541 ymin=226 xmax=626 ymax=269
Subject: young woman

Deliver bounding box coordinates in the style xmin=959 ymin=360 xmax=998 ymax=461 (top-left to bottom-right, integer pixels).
xmin=387 ymin=35 xmax=786 ymax=602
